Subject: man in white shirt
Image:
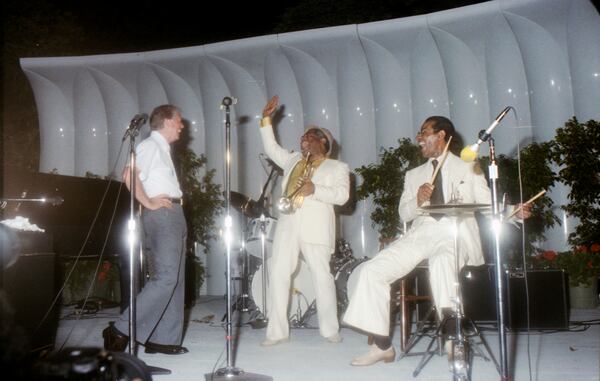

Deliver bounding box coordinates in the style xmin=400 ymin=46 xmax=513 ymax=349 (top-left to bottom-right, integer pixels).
xmin=103 ymin=104 xmax=189 ymax=355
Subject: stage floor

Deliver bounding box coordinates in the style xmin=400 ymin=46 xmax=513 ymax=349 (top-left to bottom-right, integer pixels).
xmin=55 ymin=296 xmax=600 ymax=381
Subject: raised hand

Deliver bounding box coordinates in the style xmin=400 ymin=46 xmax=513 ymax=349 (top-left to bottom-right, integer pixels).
xmin=262 ymin=95 xmax=279 ymax=118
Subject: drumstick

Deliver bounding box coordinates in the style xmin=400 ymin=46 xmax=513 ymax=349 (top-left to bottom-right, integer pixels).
xmin=507 ymin=189 xmax=546 ymax=219
xmin=430 ymin=136 xmax=453 ymax=185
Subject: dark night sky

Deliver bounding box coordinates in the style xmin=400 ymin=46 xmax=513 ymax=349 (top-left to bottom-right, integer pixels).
xmin=2 ymin=0 xmax=599 ymax=173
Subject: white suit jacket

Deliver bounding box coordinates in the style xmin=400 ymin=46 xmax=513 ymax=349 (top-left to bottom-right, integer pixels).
xmin=260 ymin=124 xmax=350 ymax=250
xmin=398 ymin=153 xmax=491 ymax=266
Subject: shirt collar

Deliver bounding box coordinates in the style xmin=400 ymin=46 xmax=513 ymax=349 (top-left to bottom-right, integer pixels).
xmin=150 ymin=130 xmax=170 ymax=152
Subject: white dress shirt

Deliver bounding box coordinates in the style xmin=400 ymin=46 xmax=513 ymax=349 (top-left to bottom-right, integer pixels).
xmin=136 ymin=131 xmax=182 ymax=198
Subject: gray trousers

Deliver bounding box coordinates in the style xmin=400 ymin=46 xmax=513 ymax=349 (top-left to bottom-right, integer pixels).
xmin=116 ymin=204 xmax=187 ymax=345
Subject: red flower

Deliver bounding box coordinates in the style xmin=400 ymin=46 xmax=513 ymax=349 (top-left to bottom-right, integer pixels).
xmin=541 ymin=250 xmax=557 ymax=261
xmin=577 ymin=245 xmax=588 ymax=253
xmin=590 ymin=244 xmax=600 ymax=252
xmin=587 ymin=260 xmax=594 ymax=269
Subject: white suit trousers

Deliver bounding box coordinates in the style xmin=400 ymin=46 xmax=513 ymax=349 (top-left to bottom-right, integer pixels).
xmin=265 ymin=214 xmax=339 ymax=341
xmin=343 ymin=218 xmax=464 ymax=336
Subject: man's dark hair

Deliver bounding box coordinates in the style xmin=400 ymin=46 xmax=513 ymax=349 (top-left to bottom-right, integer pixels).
xmin=149 ymin=105 xmax=180 ymax=130
xmin=424 ymin=115 xmax=455 ymax=142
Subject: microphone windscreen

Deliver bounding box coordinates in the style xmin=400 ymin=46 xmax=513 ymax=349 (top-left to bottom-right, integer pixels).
xmin=460 ymin=145 xmax=478 ymax=162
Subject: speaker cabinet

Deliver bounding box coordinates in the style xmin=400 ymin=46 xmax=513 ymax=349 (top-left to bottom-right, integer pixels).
xmin=4 ymin=251 xmax=59 ymax=351
xmin=461 ymin=264 xmax=497 ymax=322
xmin=507 ymin=269 xmax=569 ymax=330
xmin=461 ymin=266 xmax=569 ymax=330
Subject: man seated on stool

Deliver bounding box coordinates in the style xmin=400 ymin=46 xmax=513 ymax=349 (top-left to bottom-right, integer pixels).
xmin=343 ymin=116 xmax=531 ymax=366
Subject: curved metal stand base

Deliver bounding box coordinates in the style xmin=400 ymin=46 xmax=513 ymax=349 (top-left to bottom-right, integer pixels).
xmin=147 ymin=364 xmax=171 ymax=375
xmin=205 ymin=367 xmax=272 ymax=381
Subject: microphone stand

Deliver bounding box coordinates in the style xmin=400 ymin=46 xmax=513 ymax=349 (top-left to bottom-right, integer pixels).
xmin=124 ymin=123 xmax=170 ymax=375
xmin=485 ymin=135 xmax=510 ymax=381
xmin=205 ymin=99 xmax=272 ymax=381
xmin=252 ymin=166 xmax=278 ymax=329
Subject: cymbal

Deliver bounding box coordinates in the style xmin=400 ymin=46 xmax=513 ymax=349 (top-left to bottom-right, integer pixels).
xmin=420 ymin=202 xmax=490 ymax=216
xmin=228 ymin=191 xmax=269 ymax=218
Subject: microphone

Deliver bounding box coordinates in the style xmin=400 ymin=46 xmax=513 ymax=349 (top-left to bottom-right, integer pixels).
xmin=259 ymin=153 xmax=283 ymax=174
xmin=122 ymin=113 xmax=148 ymax=141
xmin=460 ymin=106 xmax=511 ymax=162
xmin=220 ymin=96 xmax=238 ymax=109
xmin=265 ymin=157 xmax=283 ymax=173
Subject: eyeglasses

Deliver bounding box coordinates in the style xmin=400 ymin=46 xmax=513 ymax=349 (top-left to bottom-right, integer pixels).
xmin=416 ymin=128 xmax=436 ymax=137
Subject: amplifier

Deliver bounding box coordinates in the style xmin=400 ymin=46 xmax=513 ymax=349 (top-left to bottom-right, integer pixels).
xmin=506 ymin=269 xmax=569 ymax=330
xmin=4 ymin=251 xmax=59 ymax=351
xmin=461 ymin=266 xmax=569 ymax=330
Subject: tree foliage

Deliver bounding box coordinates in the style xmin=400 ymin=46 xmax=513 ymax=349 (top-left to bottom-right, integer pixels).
xmin=551 ymin=118 xmax=600 ymax=247
xmin=477 ymin=141 xmax=559 ymax=254
xmin=175 ymin=149 xmax=223 ymax=254
xmin=355 ymin=138 xmax=425 ymax=240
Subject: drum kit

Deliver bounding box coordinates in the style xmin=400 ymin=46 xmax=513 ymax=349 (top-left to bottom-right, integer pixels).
xmin=228 ymin=187 xmax=365 ymax=328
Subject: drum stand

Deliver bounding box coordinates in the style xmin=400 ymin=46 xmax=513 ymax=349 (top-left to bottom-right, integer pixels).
xmin=411 ymin=205 xmax=499 ymax=380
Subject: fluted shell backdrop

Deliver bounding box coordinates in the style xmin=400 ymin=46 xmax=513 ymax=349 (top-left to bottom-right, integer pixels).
xmin=20 ymin=0 xmax=600 ymax=294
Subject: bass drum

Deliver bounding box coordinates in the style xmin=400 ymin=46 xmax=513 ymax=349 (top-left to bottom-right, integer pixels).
xmin=334 ymin=256 xmax=369 ymax=316
xmin=250 ymin=258 xmax=315 ymax=318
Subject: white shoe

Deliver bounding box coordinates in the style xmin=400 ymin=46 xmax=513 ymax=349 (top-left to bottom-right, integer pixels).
xmin=260 ymin=337 xmax=289 ymax=347
xmin=444 ymin=339 xmax=453 ymax=355
xmin=326 ymin=333 xmax=342 ymax=343
xmin=350 ymin=344 xmax=395 ymax=366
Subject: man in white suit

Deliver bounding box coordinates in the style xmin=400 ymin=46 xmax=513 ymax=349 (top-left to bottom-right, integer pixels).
xmin=343 ymin=116 xmax=529 ymax=366
xmin=258 ymin=95 xmax=350 ymax=346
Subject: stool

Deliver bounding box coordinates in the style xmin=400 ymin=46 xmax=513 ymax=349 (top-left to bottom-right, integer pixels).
xmin=394 ymin=261 xmax=432 ymax=353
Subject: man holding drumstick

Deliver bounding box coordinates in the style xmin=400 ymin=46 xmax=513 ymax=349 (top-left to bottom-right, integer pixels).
xmin=343 ymin=116 xmax=531 ymax=366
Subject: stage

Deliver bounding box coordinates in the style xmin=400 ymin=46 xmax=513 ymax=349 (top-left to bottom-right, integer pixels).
xmin=54 ymin=296 xmax=600 ymax=381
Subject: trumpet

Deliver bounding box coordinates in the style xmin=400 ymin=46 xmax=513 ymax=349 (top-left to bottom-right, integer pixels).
xmin=277 ymin=153 xmax=315 ymax=214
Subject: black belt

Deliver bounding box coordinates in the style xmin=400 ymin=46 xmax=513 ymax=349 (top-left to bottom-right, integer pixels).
xmin=169 ymin=198 xmax=183 ymax=205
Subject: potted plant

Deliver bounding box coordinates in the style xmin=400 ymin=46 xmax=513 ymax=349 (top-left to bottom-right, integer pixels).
xmin=175 ymin=147 xmax=223 ymax=306
xmin=477 ymin=141 xmax=559 ymax=260
xmin=550 ymin=117 xmax=600 ymax=308
xmin=355 ymin=138 xmax=425 ymax=241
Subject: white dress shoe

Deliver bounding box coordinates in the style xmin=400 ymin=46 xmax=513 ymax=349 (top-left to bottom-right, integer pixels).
xmin=260 ymin=337 xmax=289 ymax=347
xmin=326 ymin=333 xmax=342 ymax=343
xmin=350 ymin=344 xmax=395 ymax=366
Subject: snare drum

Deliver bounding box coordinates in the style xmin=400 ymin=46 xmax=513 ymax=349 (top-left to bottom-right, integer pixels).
xmin=246 ymin=217 xmax=277 ymax=258
xmin=334 ymin=256 xmax=369 ymax=315
xmin=250 ymin=259 xmax=315 ymax=318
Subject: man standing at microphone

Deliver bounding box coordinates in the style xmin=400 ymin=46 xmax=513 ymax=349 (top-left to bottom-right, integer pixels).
xmin=102 ymin=105 xmax=189 ymax=355
xmin=343 ymin=116 xmax=530 ymax=366
xmin=258 ymin=95 xmax=350 ymax=346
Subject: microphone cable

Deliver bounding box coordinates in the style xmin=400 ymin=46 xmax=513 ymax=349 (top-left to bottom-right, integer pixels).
xmin=47 ymin=140 xmax=128 ymax=351
xmin=511 ymin=106 xmax=535 ymax=381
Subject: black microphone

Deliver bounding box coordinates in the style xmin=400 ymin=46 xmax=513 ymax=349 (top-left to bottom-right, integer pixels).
xmin=259 ymin=153 xmax=283 ymax=174
xmin=265 ymin=158 xmax=283 ymax=173
xmin=460 ymin=106 xmax=511 ymax=162
xmin=122 ymin=113 xmax=148 ymax=141
xmin=220 ymin=96 xmax=238 ymax=108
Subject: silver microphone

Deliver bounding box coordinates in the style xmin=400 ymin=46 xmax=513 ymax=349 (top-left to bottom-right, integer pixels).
xmin=460 ymin=106 xmax=511 ymax=162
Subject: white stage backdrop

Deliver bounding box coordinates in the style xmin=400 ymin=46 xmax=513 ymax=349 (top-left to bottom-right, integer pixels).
xmin=21 ymin=0 xmax=600 ymax=294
